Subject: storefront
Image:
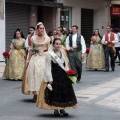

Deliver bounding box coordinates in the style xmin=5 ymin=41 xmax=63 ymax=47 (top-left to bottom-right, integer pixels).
xmin=110 ymin=0 xmax=120 ymax=28
xmin=111 ymin=6 xmax=120 ymax=29
xmin=59 ymin=0 xmax=109 ymax=44
xmin=5 ymin=0 xmax=63 ymax=51
xmin=0 ymin=0 xmax=110 ymax=60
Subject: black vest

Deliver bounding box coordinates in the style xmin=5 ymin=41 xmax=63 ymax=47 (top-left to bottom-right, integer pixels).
xmin=69 ymin=34 xmax=81 ymax=51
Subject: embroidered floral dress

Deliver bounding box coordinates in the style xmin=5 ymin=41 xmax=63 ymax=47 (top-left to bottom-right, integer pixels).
xmin=22 ymin=35 xmax=50 ymax=95
xmin=86 ymin=36 xmax=105 ymax=69
xmin=3 ymin=38 xmax=26 ymax=80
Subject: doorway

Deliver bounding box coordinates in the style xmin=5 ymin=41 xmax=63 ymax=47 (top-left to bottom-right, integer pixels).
xmin=111 ymin=15 xmax=120 ymax=29
xmin=81 ymin=8 xmax=93 ymax=45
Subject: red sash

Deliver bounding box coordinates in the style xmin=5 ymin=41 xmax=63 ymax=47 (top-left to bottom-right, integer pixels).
xmin=12 ymin=42 xmax=26 ymax=60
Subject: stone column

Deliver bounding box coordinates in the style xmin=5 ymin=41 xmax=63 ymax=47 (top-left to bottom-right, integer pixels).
xmin=30 ymin=5 xmax=38 ymax=27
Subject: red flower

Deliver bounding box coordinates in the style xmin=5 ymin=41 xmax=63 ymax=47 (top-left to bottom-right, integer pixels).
xmin=66 ymin=70 xmax=76 ymax=76
xmin=86 ymin=48 xmax=89 ymax=54
xmin=2 ymin=52 xmax=9 ymax=57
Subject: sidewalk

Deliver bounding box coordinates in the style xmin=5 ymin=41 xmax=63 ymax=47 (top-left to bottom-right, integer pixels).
xmin=0 ymin=62 xmax=5 ymax=77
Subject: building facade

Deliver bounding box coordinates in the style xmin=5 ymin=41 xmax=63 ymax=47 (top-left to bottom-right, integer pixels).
xmin=111 ymin=0 xmax=120 ymax=28
xmin=0 ymin=0 xmax=5 ymax=61
xmin=58 ymin=0 xmax=110 ymax=44
xmin=0 ymin=0 xmax=110 ymax=61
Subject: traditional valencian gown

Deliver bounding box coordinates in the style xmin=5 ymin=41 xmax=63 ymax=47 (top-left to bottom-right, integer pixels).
xmin=86 ymin=36 xmax=105 ymax=69
xmin=36 ymin=50 xmax=77 ymax=110
xmin=3 ymin=38 xmax=26 ymax=80
xmin=22 ymin=35 xmax=50 ymax=95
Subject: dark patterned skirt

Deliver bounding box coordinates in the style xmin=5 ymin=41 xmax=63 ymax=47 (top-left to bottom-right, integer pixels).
xmin=36 ymin=61 xmax=77 ymax=110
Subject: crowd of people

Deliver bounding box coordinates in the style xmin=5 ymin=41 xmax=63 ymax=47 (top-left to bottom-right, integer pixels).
xmin=2 ymin=22 xmax=120 ymax=116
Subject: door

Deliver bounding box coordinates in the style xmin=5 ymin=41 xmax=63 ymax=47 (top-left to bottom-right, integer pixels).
xmin=5 ymin=2 xmax=30 ymax=51
xmin=81 ymin=8 xmax=93 ymax=45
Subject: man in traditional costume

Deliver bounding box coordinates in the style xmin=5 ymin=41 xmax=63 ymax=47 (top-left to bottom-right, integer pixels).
xmin=65 ymin=25 xmax=86 ymax=81
xmin=25 ymin=26 xmax=35 ymax=50
xmin=102 ymin=25 xmax=118 ymax=72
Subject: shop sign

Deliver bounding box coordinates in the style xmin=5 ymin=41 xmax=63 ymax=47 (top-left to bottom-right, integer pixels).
xmin=111 ymin=6 xmax=120 ymax=15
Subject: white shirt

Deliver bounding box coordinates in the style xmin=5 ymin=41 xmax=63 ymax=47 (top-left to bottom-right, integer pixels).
xmin=115 ymin=32 xmax=120 ymax=47
xmin=65 ymin=33 xmax=86 ymax=54
xmin=102 ymin=32 xmax=118 ymax=45
xmin=25 ymin=35 xmax=29 ymax=49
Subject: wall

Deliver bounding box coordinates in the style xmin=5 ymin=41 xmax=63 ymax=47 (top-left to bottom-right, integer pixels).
xmin=44 ymin=7 xmax=56 ymax=32
xmin=0 ymin=0 xmax=5 ymax=61
xmin=30 ymin=6 xmax=57 ymax=33
xmin=57 ymin=0 xmax=109 ymax=35
xmin=94 ymin=7 xmax=109 ymax=36
xmin=30 ymin=6 xmax=38 ymax=27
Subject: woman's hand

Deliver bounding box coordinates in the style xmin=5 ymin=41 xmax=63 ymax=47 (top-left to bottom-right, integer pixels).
xmin=70 ymin=47 xmax=74 ymax=51
xmin=82 ymin=53 xmax=85 ymax=59
xmin=48 ymin=81 xmax=53 ymax=84
xmin=9 ymin=49 xmax=12 ymax=55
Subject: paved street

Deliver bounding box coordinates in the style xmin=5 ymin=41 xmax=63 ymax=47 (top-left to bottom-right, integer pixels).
xmin=0 ymin=62 xmax=120 ymax=120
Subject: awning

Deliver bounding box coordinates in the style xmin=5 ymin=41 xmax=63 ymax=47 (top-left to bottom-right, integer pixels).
xmin=111 ymin=0 xmax=120 ymax=5
xmin=6 ymin=0 xmax=63 ymax=8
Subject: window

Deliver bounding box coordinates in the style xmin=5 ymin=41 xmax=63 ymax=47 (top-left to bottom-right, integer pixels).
xmin=60 ymin=7 xmax=72 ymax=29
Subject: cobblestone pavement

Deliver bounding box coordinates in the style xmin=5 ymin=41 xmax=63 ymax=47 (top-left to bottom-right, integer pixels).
xmin=0 ymin=62 xmax=120 ymax=120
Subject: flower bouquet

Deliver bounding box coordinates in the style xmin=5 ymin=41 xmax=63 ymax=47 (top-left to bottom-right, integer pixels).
xmin=66 ymin=70 xmax=77 ymax=84
xmin=86 ymin=48 xmax=89 ymax=54
xmin=2 ymin=52 xmax=9 ymax=64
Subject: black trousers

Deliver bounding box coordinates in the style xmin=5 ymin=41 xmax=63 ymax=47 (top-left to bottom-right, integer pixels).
xmin=104 ymin=47 xmax=115 ymax=70
xmin=114 ymin=47 xmax=120 ymax=62
xmin=68 ymin=51 xmax=82 ymax=80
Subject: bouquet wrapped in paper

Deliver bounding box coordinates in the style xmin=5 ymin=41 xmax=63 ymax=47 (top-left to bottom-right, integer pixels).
xmin=66 ymin=70 xmax=77 ymax=84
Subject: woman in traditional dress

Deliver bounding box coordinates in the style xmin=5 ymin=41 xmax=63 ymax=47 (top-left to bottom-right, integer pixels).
xmin=86 ymin=29 xmax=105 ymax=70
xmin=36 ymin=38 xmax=77 ymax=116
xmin=22 ymin=22 xmax=50 ymax=101
xmin=56 ymin=27 xmax=67 ymax=45
xmin=3 ymin=28 xmax=26 ymax=80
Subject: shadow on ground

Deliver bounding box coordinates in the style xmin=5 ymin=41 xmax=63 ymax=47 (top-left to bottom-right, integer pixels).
xmin=36 ymin=113 xmax=75 ymax=119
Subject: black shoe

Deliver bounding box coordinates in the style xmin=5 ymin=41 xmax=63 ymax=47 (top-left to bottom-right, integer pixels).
xmin=77 ymin=76 xmax=81 ymax=82
xmin=54 ymin=110 xmax=60 ymax=116
xmin=111 ymin=68 xmax=115 ymax=71
xmin=118 ymin=63 xmax=120 ymax=66
xmin=104 ymin=70 xmax=109 ymax=72
xmin=33 ymin=95 xmax=37 ymax=102
xmin=77 ymin=78 xmax=80 ymax=82
xmin=60 ymin=110 xmax=68 ymax=116
xmin=94 ymin=69 xmax=98 ymax=71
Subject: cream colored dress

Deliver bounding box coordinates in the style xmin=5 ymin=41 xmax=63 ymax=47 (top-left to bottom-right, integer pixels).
xmin=22 ymin=35 xmax=50 ymax=95
xmin=86 ymin=36 xmax=105 ymax=69
xmin=3 ymin=38 xmax=26 ymax=80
